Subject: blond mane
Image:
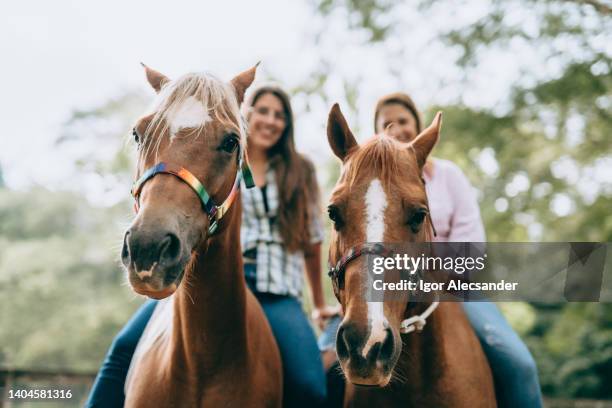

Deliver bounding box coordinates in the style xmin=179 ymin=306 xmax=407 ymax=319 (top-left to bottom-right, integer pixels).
xmin=343 ymin=135 xmax=415 ymax=186
xmin=142 ymin=72 xmax=246 ymax=157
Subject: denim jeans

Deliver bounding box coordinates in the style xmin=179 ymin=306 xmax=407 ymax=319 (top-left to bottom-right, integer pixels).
xmin=86 ymin=264 xmax=326 ymax=408
xmin=86 ymin=300 xmax=157 ymax=407
xmin=463 ymin=301 xmax=543 ymax=408
xmin=319 ymin=302 xmax=543 ymax=408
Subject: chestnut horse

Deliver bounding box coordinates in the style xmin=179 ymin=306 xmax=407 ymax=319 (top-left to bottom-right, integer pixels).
xmin=120 ymin=65 xmax=282 ymax=407
xmin=325 ymin=104 xmax=495 ymax=407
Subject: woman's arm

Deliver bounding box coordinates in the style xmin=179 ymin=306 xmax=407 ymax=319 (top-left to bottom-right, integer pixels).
xmin=305 ymin=242 xmax=341 ymax=328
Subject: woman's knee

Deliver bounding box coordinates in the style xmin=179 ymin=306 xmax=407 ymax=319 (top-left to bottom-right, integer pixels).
xmin=106 ymin=300 xmax=157 ymax=361
xmin=109 ymin=327 xmax=139 ymax=358
xmin=511 ymin=345 xmax=539 ymax=382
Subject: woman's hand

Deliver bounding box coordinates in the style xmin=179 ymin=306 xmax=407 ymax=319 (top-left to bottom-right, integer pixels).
xmin=311 ymin=304 xmax=342 ymax=330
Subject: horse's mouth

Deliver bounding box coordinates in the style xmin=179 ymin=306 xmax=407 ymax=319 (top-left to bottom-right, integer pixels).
xmin=128 ymin=262 xmax=186 ymax=299
xmin=349 ymin=376 xmax=392 ymax=388
xmin=354 ymin=383 xmax=381 ymax=388
xmin=132 ymin=283 xmax=178 ymax=299
xmin=339 ymin=359 xmax=393 ymax=388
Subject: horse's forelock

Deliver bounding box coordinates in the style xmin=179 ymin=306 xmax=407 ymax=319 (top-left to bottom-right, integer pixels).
xmin=142 ymin=72 xmax=246 ymax=155
xmin=344 ymin=135 xmax=410 ymax=187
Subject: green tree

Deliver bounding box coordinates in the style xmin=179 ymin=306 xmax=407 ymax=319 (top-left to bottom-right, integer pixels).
xmin=0 ymin=90 xmax=148 ymax=371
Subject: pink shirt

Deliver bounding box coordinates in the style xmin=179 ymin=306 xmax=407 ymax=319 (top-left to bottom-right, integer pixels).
xmin=424 ymin=158 xmax=486 ymax=242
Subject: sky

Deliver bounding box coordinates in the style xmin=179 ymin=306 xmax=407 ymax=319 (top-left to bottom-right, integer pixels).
xmin=0 ymin=0 xmax=313 ymax=189
xmin=1 ymin=0 xmax=515 ymax=192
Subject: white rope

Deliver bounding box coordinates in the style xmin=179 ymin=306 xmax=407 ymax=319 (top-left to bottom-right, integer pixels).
xmin=399 ymin=298 xmax=439 ymax=334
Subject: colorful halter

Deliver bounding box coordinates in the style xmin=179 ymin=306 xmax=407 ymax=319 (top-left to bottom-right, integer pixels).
xmin=131 ymin=147 xmax=255 ymax=235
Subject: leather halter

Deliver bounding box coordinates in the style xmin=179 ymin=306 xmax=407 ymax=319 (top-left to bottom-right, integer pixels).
xmin=131 ymin=145 xmax=255 ymax=235
xmin=328 ymin=238 xmax=439 ymax=335
xmin=328 ymin=243 xmax=391 ymax=293
xmin=327 ymin=207 xmax=436 ymax=293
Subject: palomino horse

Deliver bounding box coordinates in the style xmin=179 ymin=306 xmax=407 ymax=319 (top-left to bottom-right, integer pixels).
xmin=120 ymin=65 xmax=282 ymax=407
xmin=325 ymin=104 xmax=496 ymax=407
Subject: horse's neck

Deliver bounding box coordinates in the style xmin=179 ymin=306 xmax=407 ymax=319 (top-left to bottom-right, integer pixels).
xmin=395 ymin=303 xmax=451 ymax=390
xmin=170 ymin=203 xmax=248 ymax=374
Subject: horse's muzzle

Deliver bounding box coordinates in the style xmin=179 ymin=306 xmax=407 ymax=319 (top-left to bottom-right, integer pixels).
xmin=122 ymin=226 xmax=187 ymax=297
xmin=336 ymin=320 xmax=397 ymax=386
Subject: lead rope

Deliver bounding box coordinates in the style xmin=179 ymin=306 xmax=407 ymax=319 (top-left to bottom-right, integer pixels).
xmin=399 ymin=295 xmax=439 ymax=334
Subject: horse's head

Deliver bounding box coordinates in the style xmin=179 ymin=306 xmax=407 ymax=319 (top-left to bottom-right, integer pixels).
xmin=326 ymin=104 xmax=442 ymax=386
xmin=121 ymin=64 xmax=257 ymax=299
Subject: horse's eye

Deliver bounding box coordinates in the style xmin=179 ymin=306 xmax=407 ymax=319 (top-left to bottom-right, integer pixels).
xmin=328 ymin=205 xmax=344 ymax=230
xmin=220 ymin=133 xmax=240 ymax=153
xmin=132 ymin=128 xmax=140 ymax=144
xmin=407 ymin=208 xmax=427 ymax=233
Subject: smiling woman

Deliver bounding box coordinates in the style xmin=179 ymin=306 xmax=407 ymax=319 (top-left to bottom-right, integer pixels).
xmin=236 ymin=84 xmax=338 ymax=407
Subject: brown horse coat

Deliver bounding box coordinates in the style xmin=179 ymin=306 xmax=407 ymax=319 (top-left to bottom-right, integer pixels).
xmin=326 ymin=104 xmax=496 ymax=407
xmin=122 ymin=66 xmax=282 ymax=407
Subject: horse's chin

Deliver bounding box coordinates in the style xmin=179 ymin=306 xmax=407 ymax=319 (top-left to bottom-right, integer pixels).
xmin=339 ymin=359 xmax=395 ymax=388
xmin=127 ymin=263 xmax=187 ymax=300
xmin=133 ymin=283 xmax=178 ymax=299
xmin=347 ymin=373 xmax=392 ymax=388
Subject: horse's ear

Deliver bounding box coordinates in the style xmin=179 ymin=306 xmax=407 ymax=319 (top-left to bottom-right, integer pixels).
xmin=231 ymin=63 xmax=259 ymax=105
xmin=411 ymin=111 xmax=442 ymax=168
xmin=141 ymin=63 xmax=170 ymax=93
xmin=327 ymin=103 xmax=358 ymax=161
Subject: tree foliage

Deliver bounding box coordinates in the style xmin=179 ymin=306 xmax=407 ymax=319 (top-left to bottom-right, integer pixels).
xmin=0 ymin=188 xmax=141 ymax=371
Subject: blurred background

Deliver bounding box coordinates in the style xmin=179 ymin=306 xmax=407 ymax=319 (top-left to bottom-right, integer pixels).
xmin=1 ymin=0 xmax=611 ymax=406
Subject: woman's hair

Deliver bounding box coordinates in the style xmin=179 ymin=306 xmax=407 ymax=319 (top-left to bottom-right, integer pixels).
xmin=373 ymin=92 xmax=422 ymax=134
xmin=246 ymin=85 xmax=320 ymax=252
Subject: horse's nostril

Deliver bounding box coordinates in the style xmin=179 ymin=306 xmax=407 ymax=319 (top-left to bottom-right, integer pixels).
xmin=337 ymin=322 xmax=361 ymax=360
xmin=121 ymin=231 xmax=131 ymax=267
xmin=336 ymin=325 xmax=348 ymax=359
xmin=159 ymin=233 xmax=181 ymax=266
xmin=379 ymin=327 xmax=394 ymax=361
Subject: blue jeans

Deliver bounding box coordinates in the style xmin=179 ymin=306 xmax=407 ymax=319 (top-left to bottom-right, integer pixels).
xmin=87 ymin=264 xmax=326 ymax=407
xmin=86 ymin=300 xmax=157 ymax=407
xmin=319 ymin=302 xmax=543 ymax=408
xmin=463 ymin=302 xmax=543 ymax=408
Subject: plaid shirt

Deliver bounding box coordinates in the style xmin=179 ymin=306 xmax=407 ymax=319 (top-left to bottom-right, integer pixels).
xmin=241 ymin=167 xmax=324 ymax=298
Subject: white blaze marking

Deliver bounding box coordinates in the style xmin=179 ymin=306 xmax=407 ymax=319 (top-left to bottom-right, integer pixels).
xmin=365 ymin=179 xmax=386 ymax=243
xmin=168 ymin=96 xmax=210 ymax=137
xmin=363 ymin=179 xmax=388 ymax=357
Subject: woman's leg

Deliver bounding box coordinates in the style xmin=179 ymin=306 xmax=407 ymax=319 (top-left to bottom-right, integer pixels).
xmin=86 ymin=300 xmax=157 ymax=408
xmin=462 ymin=301 xmax=543 ymax=408
xmin=256 ymin=292 xmax=327 ymax=408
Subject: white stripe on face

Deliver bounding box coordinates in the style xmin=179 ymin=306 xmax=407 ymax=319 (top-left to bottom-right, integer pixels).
xmin=168 ymin=96 xmax=210 ymax=137
xmin=363 ymin=179 xmax=388 ymax=357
